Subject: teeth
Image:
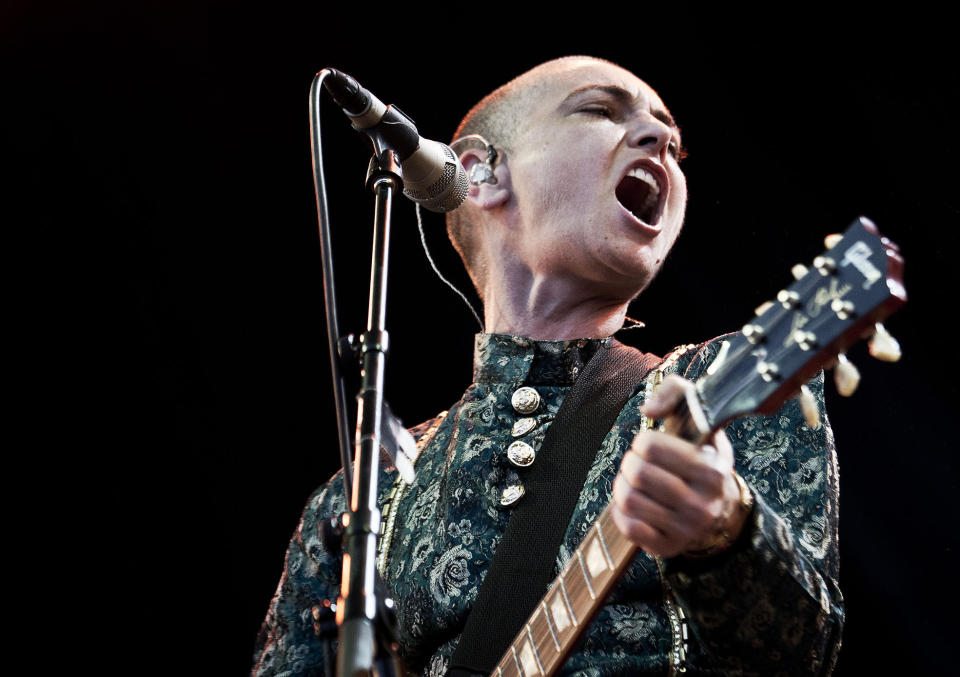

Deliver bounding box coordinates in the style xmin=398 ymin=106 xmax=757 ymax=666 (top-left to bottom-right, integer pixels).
xmin=619 ymin=165 xmax=664 ymax=224
xmin=627 ymin=167 xmax=660 ymax=196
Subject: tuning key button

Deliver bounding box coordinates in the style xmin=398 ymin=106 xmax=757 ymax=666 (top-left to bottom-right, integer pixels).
xmin=777 ymin=289 xmax=801 ymax=309
xmin=824 ymin=233 xmax=843 ymax=250
xmin=793 ymin=330 xmax=817 ymax=351
xmin=830 ymin=299 xmax=855 ymax=320
xmin=798 ymin=384 xmax=820 ymax=428
xmin=833 ymin=353 xmax=860 ymax=396
xmin=813 ymin=256 xmax=837 ymax=275
xmin=511 ymin=387 xmax=541 ymax=415
xmin=742 ymin=323 xmax=765 ymax=344
xmin=756 ymin=360 xmax=780 ymax=382
xmin=791 ymin=264 xmax=809 ymax=280
xmin=868 ymin=322 xmax=902 ymax=362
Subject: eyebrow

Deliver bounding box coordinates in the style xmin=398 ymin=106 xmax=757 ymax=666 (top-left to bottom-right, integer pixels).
xmin=561 ymin=84 xmax=678 ymax=129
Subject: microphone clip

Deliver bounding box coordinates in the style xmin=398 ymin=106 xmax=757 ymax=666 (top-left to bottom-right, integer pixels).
xmin=358 ymin=104 xmax=421 ymax=164
xmin=365 ymin=148 xmax=404 ymax=193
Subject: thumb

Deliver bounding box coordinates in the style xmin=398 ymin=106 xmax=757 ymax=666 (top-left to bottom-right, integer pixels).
xmin=641 ymin=374 xmax=694 ymax=418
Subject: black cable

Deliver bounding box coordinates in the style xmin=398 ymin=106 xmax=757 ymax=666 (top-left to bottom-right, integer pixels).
xmin=308 ymin=69 xmax=353 ymax=504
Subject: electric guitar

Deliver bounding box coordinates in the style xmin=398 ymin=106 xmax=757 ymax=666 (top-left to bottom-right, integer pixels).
xmin=488 ymin=216 xmax=906 ymax=677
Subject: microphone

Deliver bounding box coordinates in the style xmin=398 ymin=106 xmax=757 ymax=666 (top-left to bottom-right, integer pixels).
xmin=324 ymin=69 xmax=468 ymax=213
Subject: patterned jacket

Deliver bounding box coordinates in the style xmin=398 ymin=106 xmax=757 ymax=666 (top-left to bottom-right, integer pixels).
xmin=252 ymin=333 xmax=843 ymax=676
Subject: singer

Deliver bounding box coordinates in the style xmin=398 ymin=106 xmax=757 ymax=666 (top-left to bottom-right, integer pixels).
xmin=252 ymin=57 xmax=843 ymax=676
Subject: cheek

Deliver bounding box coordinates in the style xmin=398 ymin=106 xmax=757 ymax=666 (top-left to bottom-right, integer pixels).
xmin=515 ymin=130 xmax=616 ymax=218
xmin=674 ymin=178 xmax=688 ymax=209
xmin=667 ymin=172 xmax=688 ymax=224
xmin=527 ymin=157 xmax=600 ymax=215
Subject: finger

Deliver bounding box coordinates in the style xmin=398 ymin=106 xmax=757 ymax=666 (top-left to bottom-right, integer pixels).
xmin=640 ymin=374 xmax=695 ymax=418
xmin=612 ymin=473 xmax=677 ymax=530
xmin=620 ymin=447 xmax=694 ymax=510
xmin=632 ymin=430 xmax=729 ymax=491
xmin=613 ymin=473 xmax=704 ymax=545
xmin=713 ymin=429 xmax=735 ymax=468
xmin=610 ymin=502 xmax=679 ymax=557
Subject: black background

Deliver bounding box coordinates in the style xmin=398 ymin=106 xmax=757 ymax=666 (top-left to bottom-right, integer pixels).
xmin=5 ymin=2 xmax=957 ymax=675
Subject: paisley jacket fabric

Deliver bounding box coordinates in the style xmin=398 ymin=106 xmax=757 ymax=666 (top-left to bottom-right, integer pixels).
xmin=251 ymin=333 xmax=844 ymax=676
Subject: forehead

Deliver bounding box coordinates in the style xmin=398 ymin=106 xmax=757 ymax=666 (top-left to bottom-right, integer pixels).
xmin=524 ymin=60 xmax=667 ymax=117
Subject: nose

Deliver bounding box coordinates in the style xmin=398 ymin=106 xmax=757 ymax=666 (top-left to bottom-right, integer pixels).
xmin=627 ymin=113 xmax=673 ymax=160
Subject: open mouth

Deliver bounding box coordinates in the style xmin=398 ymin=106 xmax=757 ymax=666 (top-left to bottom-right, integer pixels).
xmin=615 ymin=166 xmax=663 ymax=225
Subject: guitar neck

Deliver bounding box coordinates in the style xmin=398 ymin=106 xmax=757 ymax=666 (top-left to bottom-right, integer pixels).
xmin=490 ymin=505 xmax=638 ymax=677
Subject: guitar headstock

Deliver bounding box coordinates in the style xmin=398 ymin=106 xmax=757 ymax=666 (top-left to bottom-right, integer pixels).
xmin=697 ymin=216 xmax=906 ymax=429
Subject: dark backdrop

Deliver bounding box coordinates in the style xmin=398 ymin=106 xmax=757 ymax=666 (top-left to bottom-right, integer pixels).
xmin=5 ymin=3 xmax=956 ymax=675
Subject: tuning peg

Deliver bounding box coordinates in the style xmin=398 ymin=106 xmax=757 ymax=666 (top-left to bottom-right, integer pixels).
xmin=833 ymin=353 xmax=860 ymax=396
xmin=824 ymin=233 xmax=843 ymax=249
xmin=791 ymin=264 xmax=809 ymax=280
xmin=797 ymin=384 xmax=820 ymax=428
xmin=753 ymin=301 xmax=776 ymax=317
xmin=754 ymin=300 xmax=775 ymax=316
xmin=868 ymin=322 xmax=901 ymax=362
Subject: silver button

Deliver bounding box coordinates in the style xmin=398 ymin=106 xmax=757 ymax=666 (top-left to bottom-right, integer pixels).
xmin=507 ymin=440 xmax=536 ymax=467
xmin=500 ymin=484 xmax=525 ymax=506
xmin=511 ymin=417 xmax=536 ymax=437
xmin=511 ymin=387 xmax=541 ymax=414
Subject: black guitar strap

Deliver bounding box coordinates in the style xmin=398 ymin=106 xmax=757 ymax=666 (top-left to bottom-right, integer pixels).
xmin=448 ymin=341 xmax=659 ymax=677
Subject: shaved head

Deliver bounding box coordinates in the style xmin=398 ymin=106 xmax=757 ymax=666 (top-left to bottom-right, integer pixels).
xmin=452 ymin=56 xmax=622 ymax=153
xmin=447 ymin=57 xmax=622 ymax=297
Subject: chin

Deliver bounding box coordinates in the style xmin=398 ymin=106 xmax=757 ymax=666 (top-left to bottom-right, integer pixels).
xmin=590 ymin=252 xmax=657 ymax=299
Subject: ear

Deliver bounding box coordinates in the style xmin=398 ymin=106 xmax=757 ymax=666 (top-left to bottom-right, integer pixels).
xmin=460 ymin=149 xmax=511 ymax=210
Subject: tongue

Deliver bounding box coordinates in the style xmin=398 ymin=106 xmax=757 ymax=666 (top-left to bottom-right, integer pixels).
xmin=616 ymin=175 xmax=652 ymax=222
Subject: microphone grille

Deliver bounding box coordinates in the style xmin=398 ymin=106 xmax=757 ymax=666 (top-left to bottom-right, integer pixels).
xmin=403 ymin=144 xmax=469 ymax=213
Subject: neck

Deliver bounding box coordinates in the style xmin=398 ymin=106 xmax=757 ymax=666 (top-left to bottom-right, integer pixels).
xmin=482 ymin=267 xmax=634 ymax=340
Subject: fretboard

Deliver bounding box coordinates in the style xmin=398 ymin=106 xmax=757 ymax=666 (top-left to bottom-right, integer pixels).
xmin=489 ymin=504 xmax=638 ymax=677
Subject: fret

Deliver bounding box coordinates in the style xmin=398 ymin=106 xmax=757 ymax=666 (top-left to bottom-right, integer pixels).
xmin=548 ymin=588 xmax=572 ymax=639
xmin=525 ymin=624 xmax=545 ymax=675
xmin=558 ymin=577 xmax=577 ymax=626
xmin=584 ymin=533 xmax=610 ymax=581
xmin=575 ymin=551 xmax=596 ymax=599
xmin=511 ymin=644 xmax=523 ymax=676
xmin=562 ymin=561 xmax=591 ymax=623
xmin=496 ymin=652 xmax=515 ymax=677
xmin=594 ymin=519 xmax=615 ymax=569
xmin=541 ymin=600 xmax=561 ymax=651
xmin=598 ymin=507 xmax=636 ymax=564
xmin=528 ymin=607 xmax=555 ymax=663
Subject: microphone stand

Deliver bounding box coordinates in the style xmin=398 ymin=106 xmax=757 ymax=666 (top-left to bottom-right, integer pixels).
xmin=336 ymin=150 xmax=403 ymax=677
xmin=308 ymin=70 xmax=402 ymax=677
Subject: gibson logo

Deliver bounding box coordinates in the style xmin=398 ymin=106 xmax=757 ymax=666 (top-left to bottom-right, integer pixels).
xmin=785 ymin=279 xmax=852 ymax=347
xmin=785 ymin=311 xmax=809 ymax=348
xmin=807 ymin=278 xmax=853 ymax=318
xmin=841 ymin=240 xmax=882 ymax=289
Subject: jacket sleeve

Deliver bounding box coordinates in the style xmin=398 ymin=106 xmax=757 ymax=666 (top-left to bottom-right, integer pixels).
xmin=664 ymin=344 xmax=844 ymax=676
xmin=251 ymin=415 xmax=441 ymax=676
xmin=251 ymin=480 xmax=346 ymax=676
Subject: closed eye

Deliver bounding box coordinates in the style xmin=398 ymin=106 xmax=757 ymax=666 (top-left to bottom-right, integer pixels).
xmin=578 ymin=105 xmax=614 ymax=118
